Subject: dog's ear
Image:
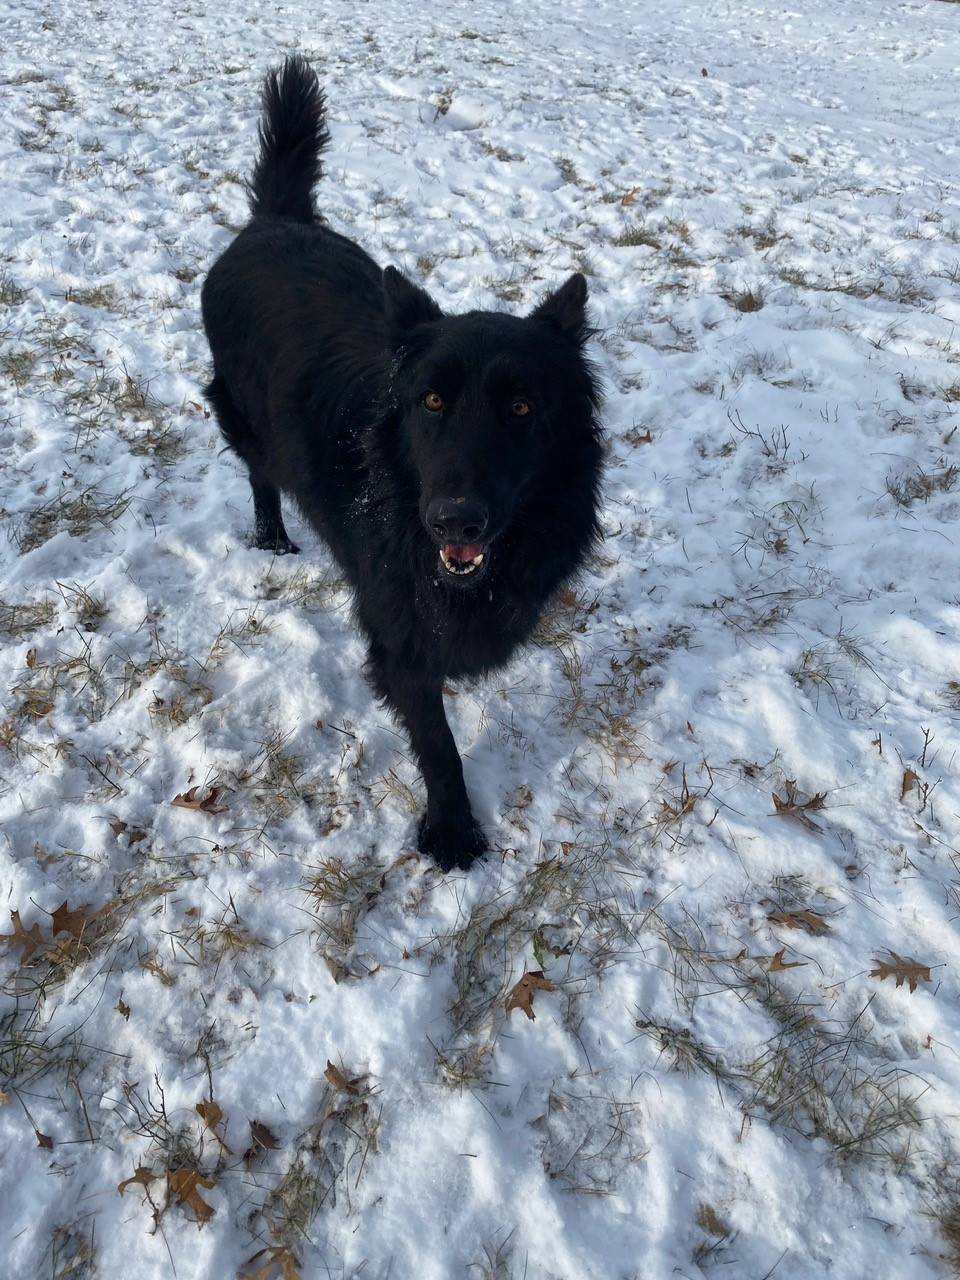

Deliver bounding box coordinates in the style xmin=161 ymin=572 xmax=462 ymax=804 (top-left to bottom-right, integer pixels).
xmin=383 ymin=266 xmax=443 ymax=336
xmin=531 ymin=272 xmax=589 ymax=339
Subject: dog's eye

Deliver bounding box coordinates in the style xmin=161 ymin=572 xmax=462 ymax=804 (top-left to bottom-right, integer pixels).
xmin=423 ymin=391 xmax=444 ymax=413
xmin=509 ymin=398 xmax=531 ymax=419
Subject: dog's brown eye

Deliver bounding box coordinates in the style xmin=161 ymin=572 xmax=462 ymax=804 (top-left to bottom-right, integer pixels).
xmin=423 ymin=391 xmax=444 ymax=412
xmin=510 ymin=398 xmax=531 ymax=419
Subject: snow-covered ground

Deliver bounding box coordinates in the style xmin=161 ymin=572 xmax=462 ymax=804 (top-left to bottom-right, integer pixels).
xmin=2 ymin=0 xmax=960 ymax=1275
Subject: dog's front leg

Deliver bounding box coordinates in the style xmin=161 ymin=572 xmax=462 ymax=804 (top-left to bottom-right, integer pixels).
xmin=368 ymin=658 xmax=486 ymax=871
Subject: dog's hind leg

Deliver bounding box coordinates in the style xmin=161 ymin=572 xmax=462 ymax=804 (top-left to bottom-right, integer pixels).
xmin=368 ymin=655 xmax=486 ymax=871
xmin=205 ymin=373 xmax=299 ymax=554
xmin=251 ymin=478 xmax=299 ymax=556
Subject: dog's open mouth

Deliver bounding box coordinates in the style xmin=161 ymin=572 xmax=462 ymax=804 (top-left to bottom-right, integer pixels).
xmin=439 ymin=543 xmax=486 ymax=577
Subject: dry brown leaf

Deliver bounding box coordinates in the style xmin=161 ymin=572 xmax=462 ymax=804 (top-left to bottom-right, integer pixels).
xmin=511 ymin=784 xmax=534 ymax=810
xmin=900 ymin=769 xmax=919 ymax=800
xmin=167 ymin=1168 xmax=216 ymax=1226
xmin=697 ymin=1203 xmax=728 ymax=1238
xmin=111 ymin=819 xmax=148 ymax=844
xmin=772 ymin=779 xmax=826 ymax=832
xmin=22 ymin=696 xmax=54 ymax=720
xmin=769 ymin=948 xmax=806 ymax=971
xmin=870 ymin=951 xmax=932 ymax=994
xmin=505 ymin=970 xmax=555 ymax=1021
xmin=172 ymin=785 xmax=228 ymax=815
xmin=0 ymin=1088 xmax=9 ymax=1106
xmin=324 ymin=1060 xmax=359 ymax=1094
xmin=35 ymin=1129 xmax=53 ymax=1150
xmin=620 ymin=186 xmax=640 ymax=206
xmin=767 ymin=908 xmax=831 ymax=935
xmin=243 ymin=1119 xmax=281 ymax=1169
xmin=50 ymin=899 xmax=96 ymax=940
xmin=118 ymin=1166 xmax=158 ymax=1196
xmin=196 ymin=1099 xmax=233 ymax=1151
xmin=116 ymin=997 xmax=131 ymax=1020
xmin=239 ymin=1245 xmax=302 ymax=1280
xmin=195 ymin=1099 xmax=224 ymax=1131
xmin=0 ymin=909 xmax=48 ymax=963
xmin=250 ymin=1119 xmax=280 ymax=1149
xmin=658 ymin=791 xmax=698 ymax=825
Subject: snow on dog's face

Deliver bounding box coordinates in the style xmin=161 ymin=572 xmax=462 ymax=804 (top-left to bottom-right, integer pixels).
xmin=382 ymin=268 xmax=592 ymax=589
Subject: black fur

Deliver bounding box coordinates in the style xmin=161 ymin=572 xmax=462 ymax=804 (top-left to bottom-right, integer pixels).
xmin=201 ymin=56 xmax=603 ymax=871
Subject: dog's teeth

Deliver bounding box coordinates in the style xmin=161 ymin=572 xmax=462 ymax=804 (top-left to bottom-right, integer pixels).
xmin=439 ymin=548 xmax=483 ymax=574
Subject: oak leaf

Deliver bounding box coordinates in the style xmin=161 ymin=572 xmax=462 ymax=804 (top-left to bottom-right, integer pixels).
xmin=870 ymin=951 xmax=931 ymax=994
xmin=196 ymin=1099 xmax=233 ymax=1152
xmin=243 ymin=1119 xmax=280 ymax=1169
xmin=111 ymin=819 xmax=148 ymax=844
xmin=118 ymin=1166 xmax=158 ymax=1196
xmin=50 ymin=899 xmax=98 ymax=940
xmin=172 ymin=786 xmax=228 ymax=815
xmin=0 ymin=909 xmax=47 ymax=963
xmin=196 ymin=1099 xmax=222 ymax=1128
xmin=239 ymin=1245 xmax=302 ymax=1280
xmin=506 ymin=970 xmax=555 ymax=1020
xmin=767 ymin=908 xmax=831 ymax=935
xmin=36 ymin=1129 xmax=53 ymax=1150
xmin=167 ymin=1168 xmax=216 ymax=1225
xmin=900 ymin=769 xmax=919 ymax=800
xmin=769 ymin=949 xmax=806 ymax=972
xmin=250 ymin=1120 xmax=280 ymax=1149
xmin=324 ymin=1061 xmax=359 ymax=1094
xmin=772 ymin=780 xmax=826 ymax=831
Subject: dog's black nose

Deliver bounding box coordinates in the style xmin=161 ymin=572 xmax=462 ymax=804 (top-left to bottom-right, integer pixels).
xmin=425 ymin=498 xmax=489 ymax=545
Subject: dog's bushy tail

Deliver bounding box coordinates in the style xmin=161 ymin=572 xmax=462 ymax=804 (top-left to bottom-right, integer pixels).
xmin=249 ymin=56 xmax=330 ymax=223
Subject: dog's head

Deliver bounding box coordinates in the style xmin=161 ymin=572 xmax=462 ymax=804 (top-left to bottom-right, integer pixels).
xmin=382 ymin=266 xmax=599 ymax=589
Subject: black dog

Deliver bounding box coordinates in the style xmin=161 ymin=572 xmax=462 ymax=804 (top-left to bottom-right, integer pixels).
xmin=201 ymin=57 xmax=603 ymax=870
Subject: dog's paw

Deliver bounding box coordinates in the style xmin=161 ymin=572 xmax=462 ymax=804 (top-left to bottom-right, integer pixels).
xmin=256 ymin=533 xmax=300 ymax=555
xmin=418 ymin=813 xmax=487 ymax=872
